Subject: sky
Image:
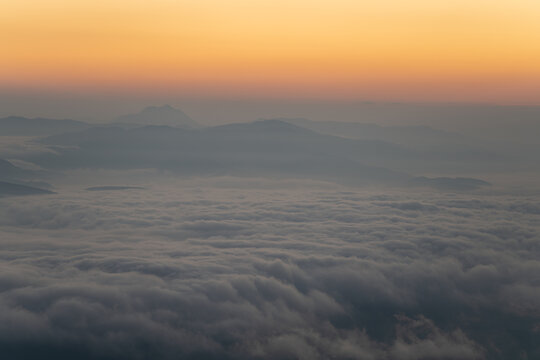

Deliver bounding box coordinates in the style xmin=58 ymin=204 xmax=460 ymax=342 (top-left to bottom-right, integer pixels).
xmin=2 ymin=0 xmax=540 ymax=104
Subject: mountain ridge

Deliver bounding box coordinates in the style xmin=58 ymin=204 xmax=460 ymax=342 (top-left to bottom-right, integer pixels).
xmin=0 ymin=116 xmax=90 ymax=136
xmin=0 ymin=180 xmax=54 ymax=196
xmin=30 ymin=119 xmax=490 ymax=190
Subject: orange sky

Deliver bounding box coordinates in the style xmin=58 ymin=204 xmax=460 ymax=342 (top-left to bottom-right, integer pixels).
xmin=2 ymin=0 xmax=540 ymax=103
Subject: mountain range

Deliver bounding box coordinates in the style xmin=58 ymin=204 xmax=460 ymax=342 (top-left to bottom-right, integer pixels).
xmin=29 ymin=119 xmax=490 ymax=190
xmin=0 ymin=105 xmax=200 ymax=137
xmin=0 ymin=105 xmax=503 ymax=191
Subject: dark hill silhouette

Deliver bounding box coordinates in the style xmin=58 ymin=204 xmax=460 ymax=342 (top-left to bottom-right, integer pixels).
xmin=33 ymin=119 xmax=490 ymax=189
xmin=0 ymin=158 xmax=23 ymax=176
xmin=279 ymin=118 xmax=463 ymax=146
xmin=410 ymin=176 xmax=491 ymax=191
xmin=0 ymin=181 xmax=54 ymax=196
xmin=0 ymin=158 xmax=37 ymax=182
xmin=86 ymin=186 xmax=144 ymax=191
xmin=0 ymin=116 xmax=90 ymax=136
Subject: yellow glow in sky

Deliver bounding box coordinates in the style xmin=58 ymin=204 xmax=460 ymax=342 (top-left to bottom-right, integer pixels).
xmin=2 ymin=0 xmax=540 ymax=103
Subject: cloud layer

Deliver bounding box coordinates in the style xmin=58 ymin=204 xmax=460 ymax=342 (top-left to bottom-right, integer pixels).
xmin=0 ymin=182 xmax=539 ymax=359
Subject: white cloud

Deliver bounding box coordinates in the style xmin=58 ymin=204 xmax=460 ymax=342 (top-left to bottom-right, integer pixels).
xmin=0 ymin=182 xmax=538 ymax=359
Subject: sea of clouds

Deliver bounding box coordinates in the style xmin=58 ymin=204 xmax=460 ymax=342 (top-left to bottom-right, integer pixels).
xmin=0 ymin=178 xmax=539 ymax=359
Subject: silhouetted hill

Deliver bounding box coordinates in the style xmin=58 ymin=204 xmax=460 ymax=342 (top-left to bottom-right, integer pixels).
xmin=0 ymin=158 xmax=53 ymax=189
xmin=279 ymin=118 xmax=470 ymax=147
xmin=0 ymin=158 xmax=33 ymax=181
xmin=0 ymin=158 xmax=22 ymax=176
xmin=33 ymin=119 xmax=490 ymax=189
xmin=86 ymin=186 xmax=144 ymax=191
xmin=209 ymin=119 xmax=312 ymax=134
xmin=0 ymin=116 xmax=90 ymax=136
xmin=116 ymin=105 xmax=199 ymax=129
xmin=37 ymin=120 xmax=409 ymax=185
xmin=410 ymin=176 xmax=491 ymax=191
xmin=0 ymin=181 xmax=54 ymax=196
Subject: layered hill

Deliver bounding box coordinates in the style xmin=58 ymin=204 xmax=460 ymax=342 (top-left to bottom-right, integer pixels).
xmin=0 ymin=116 xmax=90 ymax=136
xmin=33 ymin=119 xmax=489 ymax=190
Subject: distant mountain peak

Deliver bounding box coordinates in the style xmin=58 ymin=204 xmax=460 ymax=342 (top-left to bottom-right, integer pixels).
xmin=117 ymin=105 xmax=199 ymax=129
